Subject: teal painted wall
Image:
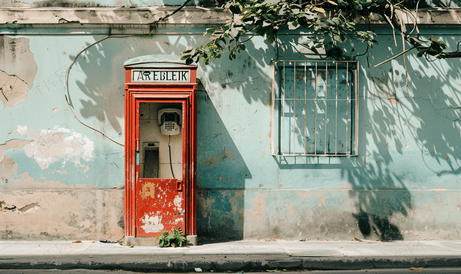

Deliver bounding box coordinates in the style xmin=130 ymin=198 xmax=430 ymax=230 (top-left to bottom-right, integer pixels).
xmin=1 ymin=25 xmax=461 ymax=240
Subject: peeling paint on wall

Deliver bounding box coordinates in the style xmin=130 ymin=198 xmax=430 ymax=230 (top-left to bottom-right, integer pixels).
xmin=317 ymin=193 xmax=327 ymax=207
xmin=284 ymin=202 xmax=294 ymax=214
xmin=0 ymin=201 xmax=40 ymax=214
xmin=198 ymin=192 xmax=215 ymax=220
xmin=203 ymin=147 xmax=233 ymax=168
xmin=0 ymin=36 xmax=37 ymax=90
xmin=16 ymin=125 xmax=94 ymax=170
xmin=0 ymin=140 xmax=32 ymax=162
xmin=247 ymin=192 xmax=269 ymax=223
xmin=0 ymin=70 xmax=28 ymax=108
xmin=229 ymin=190 xmax=243 ymax=215
xmin=0 ymin=25 xmax=460 ymax=242
xmin=0 ymin=139 xmax=32 ymax=184
xmin=0 ymin=189 xmax=124 ymax=240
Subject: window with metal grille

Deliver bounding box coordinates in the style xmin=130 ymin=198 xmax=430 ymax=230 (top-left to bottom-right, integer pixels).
xmin=271 ymin=60 xmax=359 ymax=157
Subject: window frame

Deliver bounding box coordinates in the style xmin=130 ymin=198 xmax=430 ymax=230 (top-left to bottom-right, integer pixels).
xmin=270 ymin=60 xmax=360 ymax=157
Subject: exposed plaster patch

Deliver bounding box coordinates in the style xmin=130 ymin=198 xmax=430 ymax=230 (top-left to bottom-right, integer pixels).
xmin=432 ymin=187 xmax=447 ymax=190
xmin=51 ymin=169 xmax=68 ymax=174
xmin=0 ymin=36 xmax=37 ymax=91
xmin=15 ymin=172 xmax=78 ymax=189
xmin=1 ymin=201 xmax=40 ymax=214
xmin=248 ymin=192 xmax=269 ymax=223
xmin=0 ymin=190 xmax=123 ymax=240
xmin=317 ymin=193 xmax=327 ymax=207
xmin=0 ymin=155 xmax=16 ymax=183
xmin=298 ymin=192 xmax=312 ymax=201
xmin=228 ymin=190 xmax=243 ymax=215
xmin=0 ymin=139 xmax=32 ymax=162
xmin=16 ymin=125 xmax=94 ymax=170
xmin=197 ymin=194 xmax=215 ymax=219
xmin=203 ymin=147 xmax=233 ymax=168
xmin=284 ymin=203 xmax=295 ymax=214
xmin=140 ymin=214 xmax=164 ymax=233
xmin=0 ymin=139 xmax=32 ymax=183
xmin=0 ymin=70 xmax=28 ymax=108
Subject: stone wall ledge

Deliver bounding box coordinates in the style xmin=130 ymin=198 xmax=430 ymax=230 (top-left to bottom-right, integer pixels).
xmin=0 ymin=7 xmax=460 ymax=26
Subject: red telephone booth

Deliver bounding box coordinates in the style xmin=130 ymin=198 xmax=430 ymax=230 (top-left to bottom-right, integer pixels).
xmin=123 ymin=55 xmax=197 ymax=245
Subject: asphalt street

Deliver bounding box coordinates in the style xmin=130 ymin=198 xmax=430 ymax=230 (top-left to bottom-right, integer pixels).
xmin=1 ymin=268 xmax=461 ymax=273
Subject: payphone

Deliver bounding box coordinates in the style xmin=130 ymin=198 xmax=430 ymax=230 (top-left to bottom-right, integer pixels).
xmin=158 ymin=108 xmax=181 ymax=136
xmin=124 ymin=55 xmax=197 ymax=246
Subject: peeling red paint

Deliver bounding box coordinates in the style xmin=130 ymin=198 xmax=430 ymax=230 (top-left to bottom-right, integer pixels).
xmin=140 ymin=182 xmax=157 ymax=200
xmin=135 ymin=179 xmax=185 ymax=237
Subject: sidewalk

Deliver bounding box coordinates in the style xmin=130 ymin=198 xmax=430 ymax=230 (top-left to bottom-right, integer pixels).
xmin=1 ymin=240 xmax=461 ymax=272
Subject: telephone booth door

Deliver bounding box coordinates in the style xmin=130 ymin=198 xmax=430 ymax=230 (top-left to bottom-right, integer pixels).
xmin=135 ymin=100 xmax=186 ymax=237
xmin=124 ymin=55 xmax=197 ymax=245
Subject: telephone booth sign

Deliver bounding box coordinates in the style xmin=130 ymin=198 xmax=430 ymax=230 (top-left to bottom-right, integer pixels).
xmin=123 ymin=55 xmax=197 ymax=245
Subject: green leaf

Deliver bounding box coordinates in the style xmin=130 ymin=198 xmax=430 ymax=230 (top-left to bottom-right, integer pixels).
xmin=288 ymin=21 xmax=300 ymax=30
xmin=185 ymin=58 xmax=193 ymax=65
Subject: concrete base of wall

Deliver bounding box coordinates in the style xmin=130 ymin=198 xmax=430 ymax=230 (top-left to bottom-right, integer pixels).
xmin=187 ymin=235 xmax=197 ymax=245
xmin=125 ymin=235 xmax=197 ymax=246
xmin=125 ymin=236 xmax=159 ymax=246
xmin=0 ymin=189 xmax=124 ymax=240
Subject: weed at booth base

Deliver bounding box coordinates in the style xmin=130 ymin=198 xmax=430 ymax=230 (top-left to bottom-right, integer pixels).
xmin=157 ymin=227 xmax=189 ymax=247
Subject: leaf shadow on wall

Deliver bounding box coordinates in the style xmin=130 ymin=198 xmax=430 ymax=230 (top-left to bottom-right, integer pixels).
xmin=67 ymin=35 xmax=195 ymax=135
xmin=66 ymin=34 xmax=254 ymax=242
xmin=342 ymin=34 xmax=461 ymax=241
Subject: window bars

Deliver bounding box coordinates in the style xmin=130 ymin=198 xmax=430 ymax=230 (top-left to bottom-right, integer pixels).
xmin=271 ymin=60 xmax=359 ymax=157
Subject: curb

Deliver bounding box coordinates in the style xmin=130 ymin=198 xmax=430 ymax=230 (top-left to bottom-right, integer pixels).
xmin=1 ymin=255 xmax=461 ymax=272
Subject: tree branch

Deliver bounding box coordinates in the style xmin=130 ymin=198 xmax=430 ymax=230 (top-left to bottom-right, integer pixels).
xmin=374 ymin=46 xmax=415 ymax=67
xmin=149 ymin=0 xmax=192 ymax=33
xmin=378 ymin=5 xmax=461 ymax=59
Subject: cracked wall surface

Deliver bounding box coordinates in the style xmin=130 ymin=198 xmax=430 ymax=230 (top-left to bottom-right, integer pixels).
xmin=0 ymin=36 xmax=37 ymax=108
xmin=0 ymin=189 xmax=124 ymax=240
xmin=0 ymin=34 xmax=124 ymax=240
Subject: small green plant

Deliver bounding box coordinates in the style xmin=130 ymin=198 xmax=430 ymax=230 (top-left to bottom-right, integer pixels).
xmin=156 ymin=228 xmax=189 ymax=247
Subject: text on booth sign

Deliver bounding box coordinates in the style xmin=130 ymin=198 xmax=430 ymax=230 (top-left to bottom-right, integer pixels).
xmin=132 ymin=69 xmax=190 ymax=83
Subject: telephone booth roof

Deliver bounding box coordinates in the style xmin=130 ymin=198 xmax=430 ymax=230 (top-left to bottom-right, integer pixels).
xmin=123 ymin=54 xmax=197 ymax=69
